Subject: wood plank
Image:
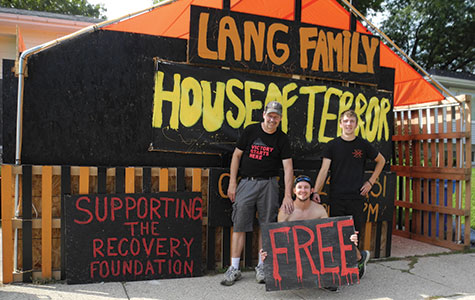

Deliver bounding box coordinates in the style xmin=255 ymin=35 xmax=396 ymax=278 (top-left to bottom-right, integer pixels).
xmin=125 ymin=167 xmax=135 ymax=193
xmin=446 ymin=180 xmax=454 ymax=242
xmin=41 ymin=166 xmax=53 ymax=279
xmin=143 ymin=167 xmax=152 ymax=193
xmin=159 ymin=168 xmax=169 ymax=191
xmin=391 ymin=165 xmax=470 ymax=175
xmin=374 ymin=222 xmax=382 ymax=258
xmin=394 ymin=200 xmax=469 ymax=216
xmin=390 ymin=168 xmax=470 ymax=181
xmin=22 ymin=165 xmax=33 ymax=282
xmin=79 ymin=167 xmax=89 ymax=194
xmin=177 ymin=167 xmax=185 ymax=192
xmin=393 ymin=231 xmax=467 ymax=251
xmin=1 ymin=165 xmax=14 ymax=283
xmin=12 ymin=218 xmax=61 ymax=229
xmin=192 ymin=168 xmax=202 ymax=192
xmin=422 ymin=179 xmax=429 ymax=237
xmin=404 ymin=177 xmax=410 ymax=234
xmin=60 ymin=166 xmax=71 ymax=281
xmin=363 ymin=222 xmax=372 ymax=251
xmin=385 ymin=220 xmax=393 ymax=257
xmin=97 ymin=167 xmax=107 ymax=194
xmin=222 ymin=227 xmax=231 ymax=268
xmin=430 ymin=179 xmax=437 ymax=238
xmin=115 ymin=167 xmax=125 ymax=193
xmin=437 ymin=108 xmax=445 ymax=168
xmin=207 ymin=226 xmax=216 ymax=270
xmin=391 ymin=131 xmax=468 ymax=141
xmin=438 ymin=179 xmax=445 ymax=240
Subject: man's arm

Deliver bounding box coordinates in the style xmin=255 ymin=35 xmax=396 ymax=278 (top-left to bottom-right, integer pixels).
xmin=312 ymin=158 xmax=331 ymax=202
xmin=277 ymin=209 xmax=290 ymax=222
xmin=360 ymin=153 xmax=386 ymax=196
xmin=280 ymin=158 xmax=294 ymax=214
xmin=227 ymin=148 xmax=243 ymax=202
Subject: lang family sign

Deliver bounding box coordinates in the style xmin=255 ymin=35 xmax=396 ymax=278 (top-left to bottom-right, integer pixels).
xmin=64 ymin=193 xmax=203 ymax=284
xmin=188 ymin=5 xmax=380 ymax=83
xmin=151 ymin=61 xmax=392 ymax=160
xmin=261 ymin=216 xmax=359 ymax=291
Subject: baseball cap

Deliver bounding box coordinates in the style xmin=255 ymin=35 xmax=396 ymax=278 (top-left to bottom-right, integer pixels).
xmin=264 ymin=101 xmax=282 ymax=116
xmin=293 ymin=175 xmax=313 ymax=187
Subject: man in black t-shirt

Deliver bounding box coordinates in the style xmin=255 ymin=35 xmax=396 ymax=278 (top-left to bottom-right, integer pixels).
xmin=313 ymin=109 xmax=386 ymax=280
xmin=221 ymin=101 xmax=294 ymax=286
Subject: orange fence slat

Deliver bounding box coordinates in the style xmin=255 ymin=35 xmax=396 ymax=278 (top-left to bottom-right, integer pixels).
xmin=125 ymin=167 xmax=135 ymax=193
xmin=41 ymin=166 xmax=53 ymax=279
xmin=192 ymin=168 xmax=202 ymax=192
xmin=159 ymin=168 xmax=169 ymax=191
xmin=1 ymin=165 xmax=14 ymax=283
xmin=79 ymin=167 xmax=90 ymax=194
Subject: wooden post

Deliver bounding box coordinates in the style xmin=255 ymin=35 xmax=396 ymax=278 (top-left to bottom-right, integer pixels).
xmin=41 ymin=166 xmax=53 ymax=279
xmin=1 ymin=165 xmax=14 ymax=283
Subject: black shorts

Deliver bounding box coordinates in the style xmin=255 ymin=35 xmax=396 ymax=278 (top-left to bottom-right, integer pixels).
xmin=330 ymin=198 xmax=365 ymax=234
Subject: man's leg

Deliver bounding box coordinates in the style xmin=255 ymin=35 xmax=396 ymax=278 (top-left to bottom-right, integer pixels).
xmin=254 ymin=178 xmax=279 ymax=284
xmin=231 ymin=231 xmax=246 ymax=266
xmin=221 ymin=231 xmax=245 ymax=286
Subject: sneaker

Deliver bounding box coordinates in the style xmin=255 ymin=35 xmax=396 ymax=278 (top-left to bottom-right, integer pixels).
xmin=358 ymin=250 xmax=370 ymax=279
xmin=255 ymin=264 xmax=265 ymax=283
xmin=221 ymin=266 xmax=242 ymax=286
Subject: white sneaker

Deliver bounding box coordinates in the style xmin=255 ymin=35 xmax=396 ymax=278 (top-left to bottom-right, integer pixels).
xmin=221 ymin=266 xmax=242 ymax=286
xmin=255 ymin=264 xmax=265 ymax=283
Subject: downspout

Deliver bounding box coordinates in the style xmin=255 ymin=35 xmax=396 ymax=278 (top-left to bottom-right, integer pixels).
xmin=12 ymin=0 xmax=176 ymax=273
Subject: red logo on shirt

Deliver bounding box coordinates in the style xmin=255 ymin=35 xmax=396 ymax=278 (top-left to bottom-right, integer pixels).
xmin=249 ymin=145 xmax=274 ymax=160
xmin=352 ymin=149 xmax=363 ymax=158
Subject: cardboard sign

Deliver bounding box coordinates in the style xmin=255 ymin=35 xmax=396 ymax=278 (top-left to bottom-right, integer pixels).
xmin=261 ymin=216 xmax=359 ymax=291
xmin=207 ymin=169 xmax=396 ymax=227
xmin=64 ymin=193 xmax=203 ymax=284
xmin=189 ymin=5 xmax=380 ymax=83
xmin=151 ymin=60 xmax=393 ymax=161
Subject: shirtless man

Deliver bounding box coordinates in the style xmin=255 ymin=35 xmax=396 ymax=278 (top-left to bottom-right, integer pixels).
xmin=261 ymin=175 xmax=358 ymax=284
xmin=278 ymin=175 xmax=329 ymax=222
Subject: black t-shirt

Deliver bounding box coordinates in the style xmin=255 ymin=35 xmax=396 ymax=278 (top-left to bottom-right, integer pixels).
xmin=322 ymin=136 xmax=379 ymax=199
xmin=236 ymin=123 xmax=292 ymax=178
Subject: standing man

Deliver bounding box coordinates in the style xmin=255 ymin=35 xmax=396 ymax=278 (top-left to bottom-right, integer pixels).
xmin=221 ymin=101 xmax=294 ymax=286
xmin=313 ymin=109 xmax=386 ymax=279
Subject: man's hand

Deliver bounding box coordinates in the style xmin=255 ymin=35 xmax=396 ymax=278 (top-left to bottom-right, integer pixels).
xmin=259 ymin=248 xmax=268 ymax=262
xmin=360 ymin=180 xmax=373 ymax=196
xmin=311 ymin=192 xmax=321 ymax=203
xmin=350 ymin=231 xmax=359 ymax=246
xmin=227 ymin=182 xmax=237 ymax=202
xmin=280 ymin=195 xmax=294 ymax=215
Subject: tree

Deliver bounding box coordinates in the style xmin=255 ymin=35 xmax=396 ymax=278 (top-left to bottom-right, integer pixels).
xmin=379 ymin=0 xmax=474 ymax=73
xmin=0 ymin=0 xmax=106 ymax=19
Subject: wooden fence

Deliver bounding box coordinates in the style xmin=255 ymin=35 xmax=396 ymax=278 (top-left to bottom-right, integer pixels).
xmin=1 ymin=165 xmax=392 ymax=283
xmin=391 ymin=95 xmax=472 ymax=250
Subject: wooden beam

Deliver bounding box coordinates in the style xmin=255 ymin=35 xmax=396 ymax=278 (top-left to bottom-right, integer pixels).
xmin=1 ymin=165 xmax=14 ymax=283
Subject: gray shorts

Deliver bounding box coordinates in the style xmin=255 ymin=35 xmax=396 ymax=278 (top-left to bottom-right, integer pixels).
xmin=231 ymin=177 xmax=280 ymax=232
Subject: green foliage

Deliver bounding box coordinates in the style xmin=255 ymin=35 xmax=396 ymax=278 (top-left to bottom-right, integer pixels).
xmin=380 ymin=0 xmax=475 ymax=73
xmin=0 ymin=0 xmax=106 ymax=19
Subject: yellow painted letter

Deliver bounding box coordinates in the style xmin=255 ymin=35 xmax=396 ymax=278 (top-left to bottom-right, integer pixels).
xmin=152 ymin=71 xmax=180 ymax=129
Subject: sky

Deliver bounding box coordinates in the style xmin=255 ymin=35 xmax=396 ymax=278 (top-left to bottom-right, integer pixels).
xmin=88 ymin=0 xmax=157 ymax=20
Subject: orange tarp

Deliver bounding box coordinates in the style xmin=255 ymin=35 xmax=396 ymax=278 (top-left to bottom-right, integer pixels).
xmin=104 ymin=0 xmax=444 ymax=106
